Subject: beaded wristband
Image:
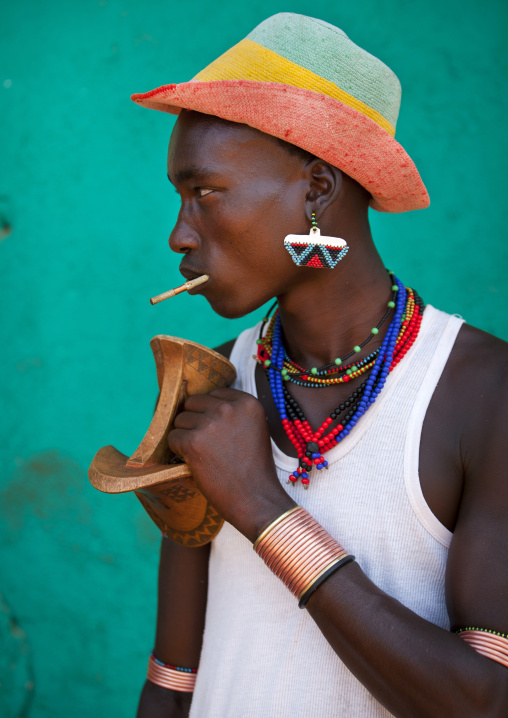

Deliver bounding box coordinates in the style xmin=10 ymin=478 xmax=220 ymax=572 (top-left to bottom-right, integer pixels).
xmin=147 ymin=653 xmax=197 ymax=692
xmin=254 ymin=506 xmax=354 ymax=609
xmin=456 ymin=629 xmax=508 ymax=669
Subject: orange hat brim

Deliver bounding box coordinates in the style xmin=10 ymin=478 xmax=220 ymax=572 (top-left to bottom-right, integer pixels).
xmin=131 ymin=79 xmax=429 ymax=214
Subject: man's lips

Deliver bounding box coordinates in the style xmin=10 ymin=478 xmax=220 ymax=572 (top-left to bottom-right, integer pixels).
xmin=179 ymin=265 xmax=210 ymax=293
xmin=179 ymin=266 xmax=207 ymax=281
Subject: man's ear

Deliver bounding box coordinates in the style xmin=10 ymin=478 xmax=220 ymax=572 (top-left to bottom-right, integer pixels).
xmin=304 ymin=160 xmax=343 ymax=222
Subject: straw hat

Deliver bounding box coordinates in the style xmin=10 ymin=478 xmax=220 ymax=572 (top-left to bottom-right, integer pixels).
xmin=131 ymin=13 xmax=429 ymax=213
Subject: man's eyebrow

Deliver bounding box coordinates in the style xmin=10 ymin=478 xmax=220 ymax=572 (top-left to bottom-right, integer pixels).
xmin=168 ymin=167 xmax=222 ymax=185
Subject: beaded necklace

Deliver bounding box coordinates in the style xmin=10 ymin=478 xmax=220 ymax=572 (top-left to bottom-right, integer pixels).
xmin=257 ymin=275 xmax=424 ymax=487
xmin=257 ymin=285 xmax=397 ymax=388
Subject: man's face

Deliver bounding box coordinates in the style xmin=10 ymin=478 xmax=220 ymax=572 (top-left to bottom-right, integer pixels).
xmin=167 ymin=111 xmax=310 ymax=318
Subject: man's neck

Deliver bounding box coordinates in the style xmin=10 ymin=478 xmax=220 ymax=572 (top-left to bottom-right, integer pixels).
xmin=277 ymin=227 xmax=393 ymax=369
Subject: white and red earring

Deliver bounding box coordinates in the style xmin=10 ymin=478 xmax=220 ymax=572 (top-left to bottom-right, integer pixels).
xmin=284 ymin=212 xmax=348 ymax=268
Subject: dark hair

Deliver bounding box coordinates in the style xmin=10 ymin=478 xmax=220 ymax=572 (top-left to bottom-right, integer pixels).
xmin=273 ymin=136 xmax=316 ymax=164
xmin=275 ymin=134 xmax=366 ymax=198
xmin=183 ymin=110 xmax=317 ymax=165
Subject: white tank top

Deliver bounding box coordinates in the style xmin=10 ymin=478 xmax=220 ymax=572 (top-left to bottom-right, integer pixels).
xmin=189 ymin=305 xmax=463 ymax=718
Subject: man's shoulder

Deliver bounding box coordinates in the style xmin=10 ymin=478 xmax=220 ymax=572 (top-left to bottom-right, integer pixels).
xmin=213 ymin=338 xmax=237 ymax=361
xmin=450 ymin=321 xmax=508 ymax=385
xmin=425 ymin=319 xmax=508 ymax=523
xmin=442 ymin=321 xmax=508 ymax=444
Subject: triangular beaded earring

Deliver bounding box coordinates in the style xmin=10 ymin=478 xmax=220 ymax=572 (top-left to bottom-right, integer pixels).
xmin=284 ymin=212 xmax=349 ymax=269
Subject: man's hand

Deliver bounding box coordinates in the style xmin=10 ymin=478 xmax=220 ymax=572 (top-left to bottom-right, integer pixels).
xmin=167 ymin=388 xmax=295 ymax=542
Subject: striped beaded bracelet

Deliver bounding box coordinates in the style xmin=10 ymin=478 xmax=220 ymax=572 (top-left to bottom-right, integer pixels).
xmin=254 ymin=506 xmax=355 ymax=609
xmin=147 ymin=653 xmax=197 ymax=692
xmin=455 ymin=628 xmax=508 ymax=669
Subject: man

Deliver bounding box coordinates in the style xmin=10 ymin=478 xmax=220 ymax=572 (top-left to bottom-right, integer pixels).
xmin=135 ymin=13 xmax=508 ymax=717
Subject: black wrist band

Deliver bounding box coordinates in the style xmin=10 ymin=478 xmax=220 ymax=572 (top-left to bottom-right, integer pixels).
xmin=298 ymin=555 xmax=356 ymax=609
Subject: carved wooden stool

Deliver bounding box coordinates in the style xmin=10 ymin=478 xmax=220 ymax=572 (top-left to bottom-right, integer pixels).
xmin=88 ymin=336 xmax=236 ymax=546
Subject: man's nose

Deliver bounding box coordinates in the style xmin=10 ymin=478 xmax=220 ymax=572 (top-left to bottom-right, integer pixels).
xmin=168 ymin=215 xmax=200 ymax=255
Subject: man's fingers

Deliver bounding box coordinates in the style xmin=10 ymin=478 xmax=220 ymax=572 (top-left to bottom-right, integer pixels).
xmin=208 ymin=387 xmax=245 ymax=401
xmin=167 ymin=428 xmax=188 ymax=459
xmin=183 ymin=388 xmax=250 ymax=414
xmin=173 ymin=410 xmax=205 ymax=430
xmin=184 ymin=393 xmax=223 ymax=413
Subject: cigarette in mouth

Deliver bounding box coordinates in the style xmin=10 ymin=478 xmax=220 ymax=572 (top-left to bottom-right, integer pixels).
xmin=150 ymin=275 xmax=209 ymax=305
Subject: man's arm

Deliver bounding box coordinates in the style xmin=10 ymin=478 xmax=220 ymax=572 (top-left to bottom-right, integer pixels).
xmin=288 ymin=330 xmax=508 ymax=717
xmin=166 ymin=330 xmax=508 ymax=718
xmin=136 ymin=538 xmax=210 ymax=718
xmin=137 ymin=339 xmax=234 ymax=718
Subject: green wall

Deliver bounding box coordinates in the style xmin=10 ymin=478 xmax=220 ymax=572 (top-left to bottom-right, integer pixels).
xmin=1 ymin=1 xmax=507 ymax=715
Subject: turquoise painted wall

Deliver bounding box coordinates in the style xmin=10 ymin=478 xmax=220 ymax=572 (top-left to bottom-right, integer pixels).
xmin=1 ymin=1 xmax=507 ymax=715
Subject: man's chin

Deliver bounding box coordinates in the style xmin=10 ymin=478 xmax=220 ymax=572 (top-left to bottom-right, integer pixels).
xmin=207 ymin=295 xmax=265 ymax=320
xmin=209 ymin=302 xmax=250 ymax=320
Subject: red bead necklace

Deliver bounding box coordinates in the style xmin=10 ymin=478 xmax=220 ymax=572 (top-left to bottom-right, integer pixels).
xmin=261 ymin=282 xmax=424 ymax=486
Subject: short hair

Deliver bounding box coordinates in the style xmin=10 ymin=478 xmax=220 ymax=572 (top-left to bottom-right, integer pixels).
xmin=273 ymin=136 xmax=316 ymax=164
xmin=274 ymin=134 xmax=367 ymax=199
xmin=182 ymin=109 xmax=316 ymax=165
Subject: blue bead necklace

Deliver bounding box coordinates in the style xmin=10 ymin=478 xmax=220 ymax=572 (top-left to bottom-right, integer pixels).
xmin=263 ymin=276 xmax=420 ymax=486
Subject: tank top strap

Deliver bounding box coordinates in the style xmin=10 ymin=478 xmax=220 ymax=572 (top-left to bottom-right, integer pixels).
xmin=404 ymin=306 xmax=464 ymax=546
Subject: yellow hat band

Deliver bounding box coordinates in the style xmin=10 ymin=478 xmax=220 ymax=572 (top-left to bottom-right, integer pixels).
xmin=194 ymin=38 xmax=396 ymax=137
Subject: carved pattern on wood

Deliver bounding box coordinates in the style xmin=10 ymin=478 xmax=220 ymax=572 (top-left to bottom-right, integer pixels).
xmin=135 ymin=491 xmax=223 ymax=547
xmin=167 ymin=504 xmax=223 ymax=547
xmin=185 ymin=345 xmax=233 ymax=386
xmin=154 ymin=482 xmax=198 ymax=503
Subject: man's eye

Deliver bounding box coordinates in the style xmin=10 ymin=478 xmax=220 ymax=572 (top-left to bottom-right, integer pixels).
xmin=197 ymin=188 xmax=214 ymax=197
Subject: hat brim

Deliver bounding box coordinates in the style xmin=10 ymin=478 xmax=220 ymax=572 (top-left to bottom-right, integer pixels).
xmin=131 ymin=79 xmax=429 ymax=213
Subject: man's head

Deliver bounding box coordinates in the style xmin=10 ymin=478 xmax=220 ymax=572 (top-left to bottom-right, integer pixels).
xmin=167 ymin=110 xmax=371 ymax=318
